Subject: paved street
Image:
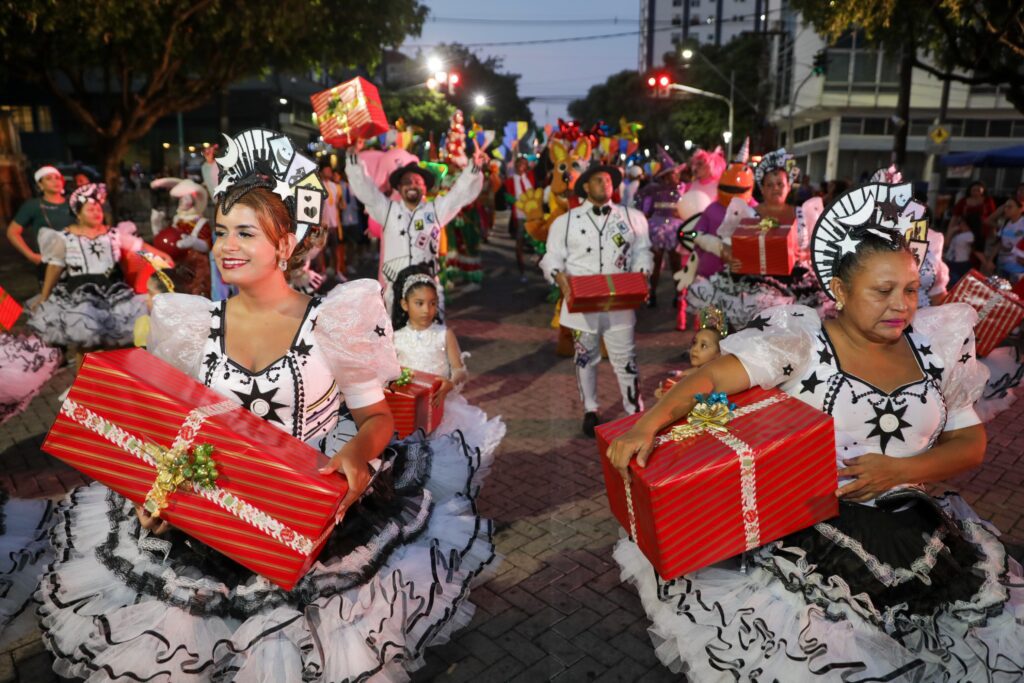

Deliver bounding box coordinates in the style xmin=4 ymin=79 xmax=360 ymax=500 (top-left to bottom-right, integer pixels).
xmin=2 ymin=222 xmax=1024 ymax=681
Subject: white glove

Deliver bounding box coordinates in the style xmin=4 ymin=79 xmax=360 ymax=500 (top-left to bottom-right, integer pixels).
xmin=693 ymin=233 xmax=725 ymax=257
xmin=150 ymin=208 xmax=168 ymax=236
xmin=673 ymin=253 xmax=699 ymax=292
xmin=175 ymin=234 xmax=210 ymax=253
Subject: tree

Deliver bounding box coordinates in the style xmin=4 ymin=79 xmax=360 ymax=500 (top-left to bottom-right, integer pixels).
xmin=0 ymin=0 xmax=427 ymax=191
xmin=379 ymin=89 xmax=456 ymax=139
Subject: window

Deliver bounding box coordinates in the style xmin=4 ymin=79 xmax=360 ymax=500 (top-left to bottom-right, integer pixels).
xmin=863 ymin=118 xmax=886 ymax=135
xmin=964 ymin=120 xmax=987 ymax=137
xmin=909 ymin=119 xmax=930 ymax=136
xmin=1 ymin=105 xmax=34 ymax=133
xmin=690 ymin=0 xmax=700 ymax=6
xmin=672 ymin=16 xmax=682 ymax=25
xmin=989 ymin=120 xmax=1012 ymax=137
xmin=672 ymin=32 xmax=683 ymax=44
xmin=1012 ymin=121 xmax=1024 ymax=137
xmin=794 ymin=126 xmax=810 ymax=143
xmin=673 ymin=0 xmax=683 ymax=5
xmin=852 ymin=51 xmax=878 ymax=83
xmin=841 ymin=117 xmax=863 ymax=135
xmin=812 ymin=120 xmax=830 ymax=138
xmin=690 ymin=15 xmax=700 ymax=25
xmin=35 ymin=106 xmax=53 ymax=133
xmin=825 ymin=53 xmax=850 ymax=85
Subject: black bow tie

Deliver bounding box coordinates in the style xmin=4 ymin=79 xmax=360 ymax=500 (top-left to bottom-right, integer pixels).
xmin=592 ymin=205 xmax=611 ymax=216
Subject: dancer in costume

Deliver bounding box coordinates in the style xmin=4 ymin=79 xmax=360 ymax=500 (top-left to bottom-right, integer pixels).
xmin=36 ymin=128 xmax=496 ymax=682
xmin=540 ymin=164 xmax=653 ymax=437
xmin=391 ymin=265 xmax=505 ymax=477
xmin=28 ymin=184 xmax=156 ymax=357
xmin=504 ymin=156 xmax=535 ymax=281
xmin=345 ymin=138 xmax=485 ymax=312
xmin=637 ymin=155 xmax=685 ymax=308
xmin=606 ymin=182 xmax=1023 ymax=682
xmin=7 ymin=165 xmax=73 ymax=276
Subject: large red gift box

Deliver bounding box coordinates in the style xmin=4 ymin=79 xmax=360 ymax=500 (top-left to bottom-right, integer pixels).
xmin=384 ymin=370 xmax=445 ymax=439
xmin=0 ymin=286 xmax=23 ymax=330
xmin=596 ymin=387 xmax=837 ymax=581
xmin=42 ymin=349 xmax=348 ymax=591
xmin=566 ymin=273 xmax=649 ymax=313
xmin=944 ymin=270 xmax=1024 ymax=357
xmin=732 ymin=217 xmax=798 ymax=276
xmin=310 ymin=77 xmax=389 ymax=149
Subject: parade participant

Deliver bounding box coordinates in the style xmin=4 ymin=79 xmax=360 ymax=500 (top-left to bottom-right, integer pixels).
xmin=27 ymin=183 xmax=154 ymax=357
xmin=319 ymin=161 xmax=346 ymax=280
xmin=391 ymin=265 xmax=505 ymax=457
xmin=36 ymin=128 xmax=496 ymax=682
xmin=607 ymin=186 xmax=1023 ymax=681
xmin=151 ymin=176 xmax=214 ymax=297
xmin=637 ymin=155 xmax=685 ymax=307
xmin=654 ymin=306 xmax=726 ymax=399
xmin=621 ymin=164 xmax=643 ymax=209
xmin=685 ymin=146 xmax=725 ymax=204
xmin=345 ymin=138 xmax=485 ymax=312
xmin=541 ymin=164 xmax=653 ymax=437
xmin=7 ymin=165 xmax=72 ymax=274
xmin=949 ymin=180 xmax=997 ymax=239
xmin=505 ymin=156 xmax=535 ymax=281
xmin=990 ymin=197 xmax=1024 ymax=280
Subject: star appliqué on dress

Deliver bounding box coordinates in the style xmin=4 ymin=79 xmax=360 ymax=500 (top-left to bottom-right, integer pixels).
xmin=208 ymin=324 xmax=222 ymax=342
xmin=203 ymin=352 xmax=218 ymax=369
xmin=865 ymin=398 xmax=911 ymax=454
xmin=917 ymin=344 xmax=932 ymax=356
xmin=294 ymin=339 xmax=313 ymax=357
xmin=925 ymin=364 xmax=943 ymax=382
xmin=374 ymin=325 xmax=387 ymax=337
xmin=89 ymin=241 xmax=105 ymax=257
xmin=232 ymin=381 xmax=287 ymax=425
xmin=818 ymin=346 xmax=833 ymax=365
xmin=782 ymin=364 xmax=793 ymax=376
xmin=801 ymin=372 xmax=824 ymax=394
xmin=959 ymin=353 xmax=971 ymax=364
xmin=747 ymin=315 xmax=770 ymax=331
xmin=309 ymin=316 xmax=318 ymax=332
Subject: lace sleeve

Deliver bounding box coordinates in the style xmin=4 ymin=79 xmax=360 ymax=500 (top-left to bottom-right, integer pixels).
xmin=38 ymin=229 xmax=66 ymax=266
xmin=313 ymin=279 xmax=402 ymax=409
xmin=911 ymin=303 xmax=989 ymax=431
xmin=719 ymin=304 xmax=820 ymax=389
xmin=147 ymin=293 xmax=214 ymax=379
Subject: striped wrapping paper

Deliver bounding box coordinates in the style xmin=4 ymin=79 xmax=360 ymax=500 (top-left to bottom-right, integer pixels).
xmin=310 ymin=77 xmax=389 ymax=149
xmin=596 ymin=386 xmax=836 ymax=581
xmin=944 ymin=270 xmax=1024 ymax=357
xmin=42 ymin=349 xmax=348 ymax=591
xmin=566 ymin=273 xmax=649 ymax=313
xmin=0 ymin=286 xmax=22 ymax=330
xmin=731 ymin=218 xmax=798 ymax=276
xmin=384 ymin=371 xmax=444 ymax=439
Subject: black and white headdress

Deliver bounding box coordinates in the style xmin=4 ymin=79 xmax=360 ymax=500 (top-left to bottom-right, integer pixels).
xmin=810 ymin=181 xmax=928 ymax=299
xmin=212 ymin=128 xmax=326 ymax=243
xmin=69 ymin=182 xmax=107 ymax=215
xmin=754 ymin=147 xmax=799 ymax=187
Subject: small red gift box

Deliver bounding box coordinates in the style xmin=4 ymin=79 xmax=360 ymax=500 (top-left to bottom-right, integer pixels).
xmin=0 ymin=286 xmax=23 ymax=330
xmin=42 ymin=349 xmax=347 ymax=591
xmin=944 ymin=270 xmax=1024 ymax=357
xmin=566 ymin=273 xmax=649 ymax=313
xmin=732 ymin=217 xmax=798 ymax=276
xmin=310 ymin=77 xmax=389 ymax=149
xmin=384 ymin=369 xmax=445 ymax=439
xmin=596 ymin=387 xmax=837 ymax=581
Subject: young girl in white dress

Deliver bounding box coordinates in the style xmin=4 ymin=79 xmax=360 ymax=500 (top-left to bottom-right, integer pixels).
xmin=391 ymin=265 xmax=505 ymax=482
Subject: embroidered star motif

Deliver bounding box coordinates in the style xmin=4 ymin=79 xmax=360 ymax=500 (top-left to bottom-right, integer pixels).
xmin=792 ymin=311 xmax=805 ymax=317
xmin=918 ymin=344 xmax=932 ymax=356
xmin=374 ymin=325 xmax=387 ymax=337
xmin=89 ymin=241 xmax=105 ymax=257
xmin=865 ymin=398 xmax=911 ymax=454
xmin=203 ymin=352 xmax=218 ymax=368
xmin=310 ymin=316 xmax=318 ymax=332
xmin=232 ymin=381 xmax=287 ymax=425
xmin=817 ymin=346 xmax=833 ymax=365
xmin=925 ymin=364 xmax=943 ymax=382
xmin=959 ymin=353 xmax=971 ymax=364
xmin=782 ymin=364 xmax=793 ymax=376
xmin=399 ymin=230 xmax=406 ymax=236
xmin=294 ymin=339 xmax=313 ymax=357
xmin=836 ymin=233 xmax=860 ymax=256
xmin=747 ymin=315 xmax=770 ymax=331
xmin=800 ymin=372 xmax=824 ymax=394
xmin=208 ymin=325 xmax=222 ymax=342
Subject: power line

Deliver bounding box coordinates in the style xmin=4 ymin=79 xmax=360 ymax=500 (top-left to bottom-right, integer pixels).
xmin=427 ymin=16 xmax=640 ymax=25
xmin=405 ymin=29 xmax=643 ymax=48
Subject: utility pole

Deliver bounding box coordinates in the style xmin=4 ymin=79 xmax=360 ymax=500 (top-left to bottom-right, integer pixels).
xmin=926 ymin=74 xmax=951 ymax=211
xmin=892 ymin=39 xmax=914 ymax=166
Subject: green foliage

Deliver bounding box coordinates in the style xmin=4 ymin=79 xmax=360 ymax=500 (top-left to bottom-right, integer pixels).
xmin=380 ymin=89 xmax=456 ymax=138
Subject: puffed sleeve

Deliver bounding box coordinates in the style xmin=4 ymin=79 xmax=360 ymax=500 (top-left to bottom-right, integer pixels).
xmin=719 ymin=304 xmax=820 ymax=389
xmin=313 ymin=279 xmax=402 ymax=409
xmin=38 ymin=229 xmax=66 ymax=266
xmin=911 ymin=304 xmax=989 ymax=431
xmin=147 ymin=293 xmax=215 ymax=379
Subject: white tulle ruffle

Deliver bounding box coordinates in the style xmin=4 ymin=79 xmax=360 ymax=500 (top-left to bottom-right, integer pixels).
xmin=0 ymin=496 xmax=54 ymax=642
xmin=0 ymin=333 xmax=62 ymax=424
xmin=28 ymin=281 xmax=145 ymax=348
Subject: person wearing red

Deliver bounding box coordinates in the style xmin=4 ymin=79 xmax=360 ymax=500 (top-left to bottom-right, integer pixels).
xmin=504 ymin=156 xmax=535 ymax=281
xmin=949 ymin=181 xmax=997 ymax=239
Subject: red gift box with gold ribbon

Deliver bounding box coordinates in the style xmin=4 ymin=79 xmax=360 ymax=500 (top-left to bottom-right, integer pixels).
xmin=731 ymin=217 xmax=798 ymax=276
xmin=596 ymin=387 xmax=837 ymax=581
xmin=41 ymin=349 xmax=348 ymax=591
xmin=310 ymin=77 xmax=389 ymax=149
xmin=384 ymin=369 xmax=444 ymax=439
xmin=566 ymin=273 xmax=649 ymax=313
xmin=0 ymin=286 xmax=23 ymax=330
xmin=944 ymin=270 xmax=1024 ymax=357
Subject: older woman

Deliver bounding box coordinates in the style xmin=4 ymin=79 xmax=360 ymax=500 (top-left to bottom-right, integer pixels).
xmin=36 ymin=129 xmax=497 ymax=682
xmin=608 ymin=185 xmax=1023 ymax=681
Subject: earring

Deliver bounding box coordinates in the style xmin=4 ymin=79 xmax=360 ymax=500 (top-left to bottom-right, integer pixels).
xmin=278 ymin=259 xmax=287 ymax=271
xmin=836 ymin=300 xmax=844 ymax=311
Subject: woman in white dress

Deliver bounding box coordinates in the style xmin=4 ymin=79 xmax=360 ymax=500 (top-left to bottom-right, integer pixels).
xmin=606 ymin=184 xmax=1023 ymax=681
xmin=35 ymin=130 xmax=496 ymax=682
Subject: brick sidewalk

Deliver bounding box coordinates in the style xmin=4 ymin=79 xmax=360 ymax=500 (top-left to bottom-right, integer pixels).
xmin=2 ymin=226 xmax=1024 ymax=681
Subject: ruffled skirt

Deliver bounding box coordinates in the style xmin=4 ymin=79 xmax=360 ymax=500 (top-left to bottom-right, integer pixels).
xmin=614 ymin=491 xmax=1024 ymax=682
xmin=687 ymin=268 xmax=834 ymax=329
xmin=36 ymin=430 xmax=496 ymax=682
xmin=649 ymin=217 xmax=683 ymax=253
xmin=0 ymin=492 xmax=55 ymax=644
xmin=28 ymin=277 xmax=146 ymax=348
xmin=0 ymin=333 xmax=62 ymax=424
xmin=976 ymin=346 xmax=1023 ymax=422
xmin=436 ymin=394 xmax=505 ymax=497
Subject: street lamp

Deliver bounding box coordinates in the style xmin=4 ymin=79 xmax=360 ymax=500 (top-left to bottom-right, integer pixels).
xmin=426 ymin=77 xmax=439 ymax=90
xmin=722 ymin=131 xmax=733 ymax=145
xmin=427 ymin=55 xmax=443 ymax=73
xmin=278 ymin=97 xmax=288 ymax=106
xmin=680 ymin=47 xmax=744 ymax=158
xmin=681 ymin=48 xmax=694 ymax=60
xmin=474 ymin=94 xmax=487 ymax=107
xmin=684 ymin=139 xmax=693 ymax=150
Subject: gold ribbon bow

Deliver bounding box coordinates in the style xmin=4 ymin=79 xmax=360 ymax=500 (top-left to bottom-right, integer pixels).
xmin=757 ymin=217 xmax=779 ymax=231
xmin=143 ymin=442 xmax=219 ymax=516
xmin=664 ymin=401 xmax=735 ymax=441
xmin=392 ymin=367 xmax=415 ymax=387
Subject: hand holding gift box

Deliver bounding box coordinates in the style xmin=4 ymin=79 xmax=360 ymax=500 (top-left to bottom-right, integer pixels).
xmin=943 ymin=270 xmax=1024 ymax=357
xmin=565 ymin=273 xmax=650 ymax=313
xmin=730 ymin=217 xmax=798 ymax=276
xmin=384 ymin=367 xmax=445 ymax=438
xmin=310 ymin=77 xmax=389 ymax=148
xmin=597 ymin=387 xmax=836 ymax=580
xmin=43 ymin=349 xmax=348 ymax=591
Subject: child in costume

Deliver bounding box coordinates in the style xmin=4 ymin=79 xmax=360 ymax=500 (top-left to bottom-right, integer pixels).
xmin=391 ymin=265 xmax=505 ymax=466
xmin=655 ymin=307 xmax=727 ymax=399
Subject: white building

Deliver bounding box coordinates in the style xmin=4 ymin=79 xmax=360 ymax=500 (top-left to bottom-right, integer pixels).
xmin=640 ymin=0 xmax=776 ymax=71
xmin=769 ymin=6 xmax=1024 ymax=193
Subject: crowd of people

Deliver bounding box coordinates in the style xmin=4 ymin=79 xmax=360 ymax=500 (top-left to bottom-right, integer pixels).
xmin=0 ymin=115 xmax=1023 ymax=681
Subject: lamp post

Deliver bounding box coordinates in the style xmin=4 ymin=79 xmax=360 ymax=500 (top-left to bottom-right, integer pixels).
xmin=681 ymin=48 xmax=749 ymax=158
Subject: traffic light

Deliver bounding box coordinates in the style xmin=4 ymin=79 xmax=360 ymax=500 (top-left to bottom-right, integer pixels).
xmin=448 ymin=72 xmax=460 ymax=95
xmin=812 ymin=50 xmax=829 ymax=76
xmin=647 ymin=73 xmax=672 ymax=98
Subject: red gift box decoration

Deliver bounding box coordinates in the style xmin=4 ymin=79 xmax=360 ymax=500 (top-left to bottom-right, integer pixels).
xmin=596 ymin=387 xmax=837 ymax=581
xmin=566 ymin=273 xmax=649 ymax=313
xmin=944 ymin=270 xmax=1024 ymax=357
xmin=0 ymin=286 xmax=23 ymax=330
xmin=732 ymin=217 xmax=798 ymax=276
xmin=384 ymin=368 xmax=444 ymax=439
xmin=42 ymin=349 xmax=348 ymax=591
xmin=310 ymin=77 xmax=389 ymax=149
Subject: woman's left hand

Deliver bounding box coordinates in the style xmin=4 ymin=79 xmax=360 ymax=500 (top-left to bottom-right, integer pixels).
xmin=320 ymin=448 xmax=371 ymax=522
xmin=433 ymin=379 xmax=454 ymax=407
xmin=836 ymin=453 xmax=906 ymax=502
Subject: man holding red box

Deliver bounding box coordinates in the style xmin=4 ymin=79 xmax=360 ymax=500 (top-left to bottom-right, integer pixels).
xmin=540 ymin=165 xmax=652 ymax=436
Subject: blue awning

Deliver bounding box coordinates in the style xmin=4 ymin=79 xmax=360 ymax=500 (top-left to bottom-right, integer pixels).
xmin=940 ymin=144 xmax=1024 ymax=168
